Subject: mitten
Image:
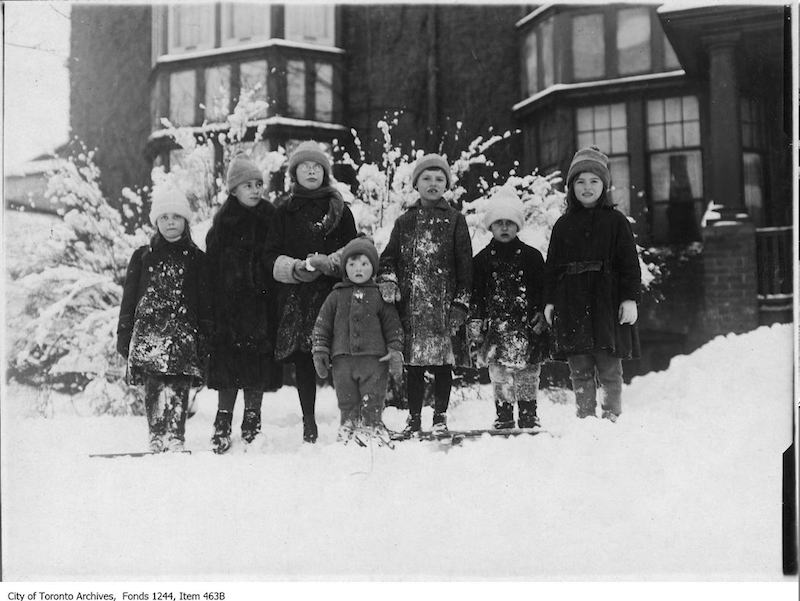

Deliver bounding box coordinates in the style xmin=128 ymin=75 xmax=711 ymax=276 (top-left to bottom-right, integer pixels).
xmin=448 ymin=305 xmax=468 ymax=334
xmin=531 ymin=311 xmax=548 ymax=335
xmin=313 ymin=352 xmax=331 ymax=379
xmin=307 ymin=253 xmax=336 ymax=276
xmin=379 ymin=280 xmax=400 ymax=304
xmin=467 ymin=319 xmax=484 ymax=346
xmin=380 ymin=349 xmax=404 ymax=380
xmin=293 ymin=259 xmax=321 ymax=283
xmin=618 ymin=300 xmax=638 ymax=325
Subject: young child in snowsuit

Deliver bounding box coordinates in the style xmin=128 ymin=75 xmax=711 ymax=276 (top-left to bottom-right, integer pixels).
xmin=543 ymin=146 xmax=641 ymax=422
xmin=312 ymin=236 xmax=404 ymax=443
xmin=470 ymin=186 xmax=548 ymax=429
xmin=117 ymin=184 xmax=212 ymax=452
xmin=205 ymin=153 xmax=283 ymax=454
xmin=377 ymin=153 xmax=473 ymax=436
xmin=264 ymin=141 xmax=357 ymax=443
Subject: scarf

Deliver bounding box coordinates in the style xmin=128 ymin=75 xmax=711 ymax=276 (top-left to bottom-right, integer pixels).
xmin=287 ymin=183 xmax=345 ymax=235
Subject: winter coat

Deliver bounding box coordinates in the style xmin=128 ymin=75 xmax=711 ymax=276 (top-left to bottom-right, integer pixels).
xmin=263 ymin=189 xmax=357 ymax=362
xmin=471 ymin=237 xmax=549 ymax=368
xmin=204 ymin=195 xmax=283 ymax=391
xmin=117 ymin=232 xmax=212 ymax=387
xmin=543 ymin=205 xmax=641 ymax=360
xmin=312 ymin=281 xmax=403 ymax=358
xmin=377 ymin=198 xmax=473 ymax=366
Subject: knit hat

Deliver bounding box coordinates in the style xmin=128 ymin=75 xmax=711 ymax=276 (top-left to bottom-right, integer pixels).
xmin=287 ymin=140 xmax=331 ymax=182
xmin=226 ymin=153 xmax=263 ymax=192
xmin=149 ymin=183 xmax=192 ymax=226
xmin=411 ymin=153 xmax=451 ymax=189
xmin=340 ymin=236 xmax=379 ymax=280
xmin=483 ymin=186 xmax=524 ymax=230
xmin=566 ymin=145 xmax=610 ymax=189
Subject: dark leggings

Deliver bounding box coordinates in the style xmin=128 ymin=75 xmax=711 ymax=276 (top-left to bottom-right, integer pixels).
xmin=217 ymin=388 xmax=263 ymax=412
xmin=406 ymin=364 xmax=453 ymax=416
xmin=294 ymin=354 xmax=318 ymax=418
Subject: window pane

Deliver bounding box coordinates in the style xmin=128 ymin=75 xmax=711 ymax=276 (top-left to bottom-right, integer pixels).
xmin=240 ymin=60 xmax=268 ymax=118
xmin=647 ymin=99 xmax=663 ymax=124
xmin=682 ymin=95 xmax=699 ymax=120
xmin=683 ymin=122 xmax=700 ymax=146
xmin=524 ymin=30 xmax=538 ymax=96
xmin=647 ymin=125 xmax=665 ymax=150
xmin=223 ymin=3 xmax=270 ymax=45
xmin=169 ymin=4 xmax=214 ymax=52
xmin=665 ymin=123 xmax=682 ymax=148
xmin=664 ymin=35 xmax=680 ymax=70
xmin=169 ymin=70 xmax=196 ymax=126
xmin=205 ymin=65 xmax=230 ymax=123
xmin=665 ymin=97 xmax=681 ymax=123
xmin=576 ymin=107 xmax=593 ymax=132
xmin=541 ymin=18 xmax=554 ymax=88
xmin=608 ymin=156 xmax=630 ymax=215
xmin=594 ymin=131 xmax=611 ymax=153
xmin=285 ymin=4 xmax=335 ymax=46
xmin=617 ymin=7 xmax=651 ymax=75
xmin=572 ymin=14 xmax=605 ymax=80
xmin=315 ymin=62 xmax=333 ymax=122
xmin=743 ymin=152 xmax=764 ymax=226
xmin=594 ymin=105 xmax=610 ymax=129
xmin=577 ymin=132 xmax=594 ymax=149
xmin=287 ymin=60 xmax=306 ymax=118
xmin=611 ymin=103 xmax=626 ymax=128
xmin=649 ymin=150 xmax=703 ymax=202
xmin=611 ymin=129 xmax=627 ymax=154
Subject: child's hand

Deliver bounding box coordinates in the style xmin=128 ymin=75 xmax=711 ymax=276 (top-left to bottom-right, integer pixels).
xmin=531 ymin=311 xmax=548 ymax=335
xmin=293 ymin=259 xmax=321 ymax=283
xmin=618 ymin=300 xmax=638 ymax=325
xmin=467 ymin=319 xmax=484 ymax=345
xmin=379 ymin=349 xmax=404 ymax=379
xmin=307 ymin=253 xmax=335 ymax=275
xmin=379 ymin=281 xmax=400 ymax=303
xmin=448 ymin=305 xmax=468 ymax=334
xmin=544 ymin=304 xmax=555 ymax=326
xmin=313 ymin=352 xmax=331 ymax=379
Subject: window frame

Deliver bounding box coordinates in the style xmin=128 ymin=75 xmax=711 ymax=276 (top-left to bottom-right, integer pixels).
xmin=220 ymin=3 xmax=272 ymax=47
xmin=167 ymin=3 xmax=216 ymax=55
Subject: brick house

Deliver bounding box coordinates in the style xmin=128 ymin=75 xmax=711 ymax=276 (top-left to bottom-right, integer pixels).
xmin=69 ymin=2 xmax=792 ymax=376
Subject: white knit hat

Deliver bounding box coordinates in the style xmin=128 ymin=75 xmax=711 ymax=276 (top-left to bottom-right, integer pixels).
xmin=483 ymin=186 xmax=524 ymax=230
xmin=149 ymin=183 xmax=192 ymax=226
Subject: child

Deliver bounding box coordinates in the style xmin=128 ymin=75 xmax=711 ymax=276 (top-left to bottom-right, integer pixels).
xmin=264 ymin=140 xmax=357 ymax=443
xmin=205 ymin=153 xmax=283 ymax=454
xmin=312 ymin=236 xmax=404 ymax=443
xmin=117 ymin=184 xmax=212 ymax=452
xmin=377 ymin=153 xmax=473 ymax=436
xmin=470 ymin=186 xmax=548 ymax=429
xmin=543 ymin=146 xmax=641 ymax=422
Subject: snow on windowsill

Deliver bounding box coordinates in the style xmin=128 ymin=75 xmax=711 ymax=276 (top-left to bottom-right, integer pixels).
xmin=156 ymin=38 xmax=344 ymax=65
xmin=513 ymin=70 xmax=686 ymax=113
xmin=148 ymin=116 xmax=347 ymax=141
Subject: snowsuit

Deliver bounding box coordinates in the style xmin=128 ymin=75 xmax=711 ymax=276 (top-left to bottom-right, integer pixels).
xmin=263 ymin=186 xmax=357 ymax=422
xmin=312 ymin=281 xmax=403 ymax=426
xmin=117 ymin=232 xmax=212 ymax=449
xmin=205 ymin=195 xmax=283 ymax=440
xmin=377 ymin=197 xmax=473 ymax=418
xmin=471 ymin=237 xmax=548 ymax=426
xmin=543 ymin=204 xmax=641 ymax=416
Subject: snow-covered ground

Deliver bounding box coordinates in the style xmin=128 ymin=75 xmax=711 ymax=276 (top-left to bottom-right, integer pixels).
xmin=0 ymin=323 xmax=794 ymax=583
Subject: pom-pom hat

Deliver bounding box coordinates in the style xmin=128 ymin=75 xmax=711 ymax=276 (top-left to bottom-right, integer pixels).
xmin=483 ymin=186 xmax=524 ymax=230
xmin=566 ymin=145 xmax=610 ymax=189
xmin=149 ymin=183 xmax=192 ymax=226
xmin=288 ymin=141 xmax=332 ymax=181
xmin=340 ymin=236 xmax=379 ymax=281
xmin=226 ymin=153 xmax=263 ymax=191
xmin=411 ymin=153 xmax=451 ymax=189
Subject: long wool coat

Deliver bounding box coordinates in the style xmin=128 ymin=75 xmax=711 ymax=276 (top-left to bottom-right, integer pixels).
xmin=205 ymin=196 xmax=283 ymax=391
xmin=471 ymin=237 xmax=549 ymax=368
xmin=377 ymin=198 xmax=473 ymax=366
xmin=263 ymin=192 xmax=357 ymax=362
xmin=543 ymin=205 xmax=641 ymax=360
xmin=117 ymin=233 xmax=212 ymax=387
xmin=312 ymin=281 xmax=404 ymax=359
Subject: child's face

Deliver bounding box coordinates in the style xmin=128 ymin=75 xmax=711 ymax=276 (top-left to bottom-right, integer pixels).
xmin=416 ymin=168 xmax=448 ymax=205
xmin=345 ymin=254 xmax=373 ymax=284
xmin=573 ymin=172 xmax=604 ymax=207
xmin=233 ymin=179 xmax=263 ymax=207
xmin=156 ymin=213 xmax=186 ymax=242
xmin=490 ymin=219 xmax=519 ymax=243
xmin=296 ymin=161 xmax=324 ymax=190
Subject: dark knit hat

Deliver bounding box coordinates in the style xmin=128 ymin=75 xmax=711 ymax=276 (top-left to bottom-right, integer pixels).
xmin=288 ymin=140 xmax=332 ymax=182
xmin=226 ymin=153 xmax=263 ymax=191
xmin=411 ymin=153 xmax=451 ymax=189
xmin=340 ymin=236 xmax=379 ymax=280
xmin=566 ymin=145 xmax=610 ymax=189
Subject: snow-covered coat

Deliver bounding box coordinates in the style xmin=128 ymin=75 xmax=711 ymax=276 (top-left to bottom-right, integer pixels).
xmin=543 ymin=205 xmax=641 ymax=360
xmin=263 ymin=188 xmax=357 ymax=362
xmin=471 ymin=237 xmax=549 ymax=368
xmin=204 ymin=195 xmax=282 ymax=391
xmin=377 ymin=198 xmax=473 ymax=366
xmin=312 ymin=280 xmax=403 ymax=358
xmin=117 ymin=232 xmax=212 ymax=386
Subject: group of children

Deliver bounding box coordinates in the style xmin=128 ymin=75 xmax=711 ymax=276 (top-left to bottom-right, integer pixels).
xmin=117 ymin=141 xmax=640 ymax=453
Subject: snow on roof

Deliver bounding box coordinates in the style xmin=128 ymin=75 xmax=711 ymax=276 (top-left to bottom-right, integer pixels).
xmin=148 ymin=116 xmax=348 ymax=142
xmin=5 ymin=158 xmax=67 ymax=178
xmin=658 ymin=0 xmax=786 ymax=13
xmin=156 ymin=38 xmax=344 ymax=65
